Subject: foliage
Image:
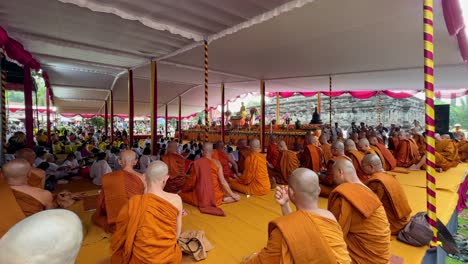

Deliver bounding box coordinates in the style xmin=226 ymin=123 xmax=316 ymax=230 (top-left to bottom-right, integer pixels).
xmin=435 ymin=98 xmax=468 ymax=127
xmin=87 ymin=117 xmax=104 ymax=129
xmin=6 ymin=74 xmax=47 ymax=106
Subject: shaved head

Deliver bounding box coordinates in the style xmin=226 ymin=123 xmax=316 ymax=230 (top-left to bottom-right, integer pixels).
xmin=15 ymin=148 xmax=36 ymax=165
xmin=368 ymin=136 xmax=378 ymax=146
xmin=289 ymin=168 xmax=320 ymax=199
xmin=0 ymin=209 xmax=83 ymax=264
xmin=319 ymin=135 xmax=328 ymax=144
xmin=362 ymin=154 xmax=384 ymax=174
xmin=435 ymin=133 xmax=441 ymax=141
xmin=441 ymin=134 xmax=451 ymax=139
xmin=278 ymin=141 xmax=288 ymax=151
xmin=269 ymin=135 xmax=277 ymax=143
xmin=145 ymin=161 xmax=169 ymax=183
xmin=203 ymin=142 xmax=213 ymax=157
xmin=167 ymin=141 xmax=178 ymax=154
xmin=214 ymin=141 xmax=224 ymax=150
xmin=357 ymin=138 xmax=370 ymax=152
xmin=250 ymin=139 xmax=260 ymax=151
xmin=332 ymin=159 xmax=359 ymax=184
xmin=344 ymin=139 xmax=357 ymax=152
xmin=3 ymin=159 xmax=31 ymax=185
xmin=119 ymin=150 xmax=137 ymax=167
xmin=331 ymin=141 xmax=345 ymax=156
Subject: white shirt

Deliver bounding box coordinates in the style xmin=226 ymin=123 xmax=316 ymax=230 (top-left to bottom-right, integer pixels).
xmin=63 ymin=159 xmax=79 ymax=174
xmin=108 ymin=154 xmax=121 ymax=171
xmin=34 ymin=157 xmax=46 ymax=167
xmin=47 ymin=162 xmax=68 ymax=179
xmin=139 ymin=155 xmax=152 ymax=174
xmin=74 ymin=151 xmax=82 ymax=162
xmin=90 ymin=160 xmax=112 ymax=186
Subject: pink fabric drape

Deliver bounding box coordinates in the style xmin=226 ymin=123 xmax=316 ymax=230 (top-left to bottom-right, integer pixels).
xmin=298 ymin=91 xmax=318 ymax=97
xmin=348 ymin=91 xmax=377 ymax=99
xmin=322 ymin=91 xmax=345 ymax=97
xmin=382 ymin=90 xmax=417 ymax=99
xmin=442 ymin=0 xmax=468 ymax=62
xmin=435 ymin=89 xmax=468 ymax=99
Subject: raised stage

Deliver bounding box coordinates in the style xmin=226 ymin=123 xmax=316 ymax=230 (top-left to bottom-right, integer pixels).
xmin=71 ymin=164 xmax=468 ymax=264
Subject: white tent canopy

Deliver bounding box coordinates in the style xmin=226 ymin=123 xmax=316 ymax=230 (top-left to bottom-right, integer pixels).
xmin=0 ymin=0 xmax=466 ymax=117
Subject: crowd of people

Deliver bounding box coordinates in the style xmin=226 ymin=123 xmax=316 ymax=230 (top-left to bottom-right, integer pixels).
xmin=0 ymin=120 xmax=467 ymax=263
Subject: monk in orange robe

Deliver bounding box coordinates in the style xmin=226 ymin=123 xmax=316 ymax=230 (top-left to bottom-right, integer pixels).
xmin=111 ymin=161 xmax=182 ymax=263
xmin=344 ymin=139 xmax=368 ymax=183
xmin=456 ymin=133 xmax=468 ymax=162
xmin=0 ymin=159 xmax=53 ymax=237
xmin=434 ymin=134 xmax=459 ymax=171
xmin=394 ymin=132 xmax=421 ymax=168
xmin=362 ymin=154 xmax=411 ymax=234
xmin=180 ymin=142 xmax=240 ymax=216
xmin=411 ymin=129 xmax=426 ymax=157
xmin=237 ymin=139 xmax=252 ymax=173
xmin=267 ymin=141 xmax=299 ymax=185
xmin=242 ymin=168 xmax=350 ymax=263
xmin=161 ymin=141 xmax=187 ymax=193
xmin=329 ymin=159 xmax=391 ymax=263
xmin=213 ymin=141 xmax=239 ymax=181
xmin=319 ymin=135 xmax=333 ymax=164
xmin=266 ymin=135 xmax=280 ymax=168
xmin=299 ymin=134 xmax=324 ymax=173
xmin=388 ymin=132 xmax=399 ymax=152
xmin=15 ymin=148 xmax=46 ymax=189
xmin=369 ymin=136 xmax=397 ymax=171
xmin=231 ymin=139 xmax=271 ymax=196
xmin=92 ymin=150 xmax=146 ymax=233
xmin=320 ymin=141 xmax=352 ymax=198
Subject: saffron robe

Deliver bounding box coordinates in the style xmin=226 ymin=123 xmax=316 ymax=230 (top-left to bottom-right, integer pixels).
xmin=0 ymin=181 xmax=26 ymax=237
xmin=394 ymin=139 xmax=419 ymax=168
xmin=161 ymin=153 xmax=187 ymax=193
xmin=231 ymin=152 xmax=270 ymax=196
xmin=435 ymin=139 xmax=460 ymax=171
xmin=346 ymin=150 xmax=368 ymax=183
xmin=268 ymin=150 xmax=300 ymax=185
xmin=27 ymin=168 xmax=46 ymax=189
xmin=266 ymin=143 xmax=280 ymax=168
xmin=238 ymin=148 xmax=253 ymax=173
xmin=212 ymin=149 xmax=234 ymax=180
xmin=11 ymin=189 xmax=45 ymax=217
xmin=319 ymin=156 xmax=352 ymax=198
xmin=299 ymin=144 xmax=323 ymax=172
xmin=321 ymin=143 xmax=333 ymax=164
xmin=371 ymin=144 xmax=397 ymax=171
xmin=458 ymin=140 xmax=468 ymax=162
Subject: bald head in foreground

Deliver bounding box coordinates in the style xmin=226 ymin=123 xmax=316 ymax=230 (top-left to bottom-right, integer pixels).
xmin=362 ymin=154 xmax=411 ymax=234
xmin=328 ymin=159 xmax=390 ymax=263
xmin=242 ymin=168 xmax=350 ymax=263
xmin=0 ymin=209 xmax=82 ymax=264
xmin=112 ymin=161 xmax=183 ymax=263
xmin=92 ymin=150 xmax=145 ymax=233
xmin=15 ymin=148 xmax=46 ymax=189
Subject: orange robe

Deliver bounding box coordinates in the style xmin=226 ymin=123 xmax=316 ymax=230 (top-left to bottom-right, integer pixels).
xmin=458 ymin=140 xmax=468 ymax=162
xmin=244 ymin=210 xmax=351 ymax=264
xmin=367 ymin=172 xmax=412 ymax=235
xmin=27 ymin=168 xmax=46 ymax=189
xmin=346 ymin=150 xmax=368 ymax=183
xmin=11 ymin=189 xmax=45 ymax=217
xmin=212 ymin=149 xmax=234 ymax=180
xmin=92 ymin=170 xmax=145 ymax=233
xmin=231 ymin=152 xmax=270 ymax=196
xmin=180 ymin=157 xmax=225 ymax=216
xmin=299 ymin=144 xmax=323 ymax=172
xmin=0 ymin=181 xmax=26 ymax=237
xmin=412 ymin=134 xmax=426 ymax=157
xmin=372 ymin=144 xmax=397 ymax=171
xmin=238 ymin=147 xmax=253 ymax=173
xmin=435 ymin=139 xmax=459 ymax=171
xmin=111 ymin=194 xmax=182 ymax=264
xmin=321 ymin=143 xmax=333 ymax=164
xmin=266 ymin=143 xmax=280 ymax=168
xmin=388 ymin=137 xmax=399 ymax=152
xmin=319 ymin=156 xmax=352 ymax=198
xmin=394 ymin=139 xmax=419 ymax=168
xmin=328 ymin=183 xmax=391 ymax=264
xmin=268 ymin=150 xmax=300 ymax=185
xmin=161 ymin=153 xmax=187 ymax=193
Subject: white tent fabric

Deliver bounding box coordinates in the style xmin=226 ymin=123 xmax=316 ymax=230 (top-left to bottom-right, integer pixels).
xmin=0 ymin=0 xmax=466 ymax=117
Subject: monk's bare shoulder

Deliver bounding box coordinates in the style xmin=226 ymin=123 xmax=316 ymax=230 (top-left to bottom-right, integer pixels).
xmin=211 ymin=159 xmax=222 ymax=168
xmin=166 ymin=192 xmax=182 ymax=211
xmin=314 ymin=209 xmax=337 ymax=222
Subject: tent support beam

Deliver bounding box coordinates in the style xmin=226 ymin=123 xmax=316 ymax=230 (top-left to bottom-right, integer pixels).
xmin=24 ymin=63 xmax=34 ymax=148
xmin=260 ymin=80 xmax=266 ymax=152
xmin=221 ymin=83 xmax=225 ymax=144
xmin=178 ymin=96 xmax=182 ymax=140
xmin=110 ymin=90 xmax=114 ymax=143
xmin=275 ymin=92 xmax=280 ymax=125
xmin=0 ymin=55 xmax=6 ymax=165
xmin=104 ymin=100 xmax=108 ymax=137
xmin=128 ymin=69 xmax=134 ymax=147
xmin=150 ymin=61 xmax=158 ymax=155
xmin=204 ymin=40 xmax=209 ymax=142
xmin=165 ymin=104 xmax=168 ymax=138
xmin=46 ymin=86 xmax=51 ymax=144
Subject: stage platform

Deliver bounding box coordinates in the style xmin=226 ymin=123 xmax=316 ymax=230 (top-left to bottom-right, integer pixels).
xmin=72 ymin=163 xmax=468 ymax=264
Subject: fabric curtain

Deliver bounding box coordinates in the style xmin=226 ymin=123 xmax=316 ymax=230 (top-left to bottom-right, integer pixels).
xmin=348 ymin=91 xmax=377 ymax=99
xmin=298 ymin=91 xmax=318 ymax=97
xmin=442 ymin=0 xmax=468 ymax=62
xmin=382 ymin=90 xmax=417 ymax=99
xmin=321 ymin=91 xmax=345 ymax=97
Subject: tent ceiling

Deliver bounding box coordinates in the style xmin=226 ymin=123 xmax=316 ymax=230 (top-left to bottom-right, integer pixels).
xmin=0 ymin=0 xmax=467 ymax=117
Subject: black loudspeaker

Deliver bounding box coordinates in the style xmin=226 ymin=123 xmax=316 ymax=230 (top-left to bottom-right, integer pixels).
xmin=434 ymin=105 xmax=450 ymax=134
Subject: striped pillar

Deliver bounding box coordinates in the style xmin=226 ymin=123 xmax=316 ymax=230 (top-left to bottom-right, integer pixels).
xmin=378 ymin=92 xmax=382 ymax=124
xmin=165 ymin=104 xmax=168 ymax=138
xmin=329 ymin=75 xmax=332 ymax=126
xmin=317 ymin=92 xmax=321 ymax=114
xmin=423 ymin=0 xmax=438 ymax=247
xmin=204 ymin=39 xmax=209 ymax=142
xmin=275 ymin=92 xmax=280 ymax=124
xmin=1 ymin=59 xmax=6 ymax=165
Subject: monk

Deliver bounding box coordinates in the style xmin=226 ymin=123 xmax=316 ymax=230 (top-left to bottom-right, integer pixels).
xmin=411 ymin=128 xmax=426 ymax=157
xmin=237 ymin=139 xmax=253 ymax=173
xmin=15 ymin=148 xmax=46 ymax=189
xmin=344 ymin=139 xmax=368 ymax=183
xmin=329 ymin=159 xmax=391 ymax=263
xmin=319 ymin=141 xmax=352 ymax=198
xmin=267 ymin=141 xmax=299 ymax=185
xmin=161 ymin=141 xmax=187 ymax=193
xmin=299 ymin=134 xmax=324 ymax=173
xmin=362 ymin=154 xmax=411 ymax=235
xmin=92 ymin=150 xmax=146 ymax=233
xmin=231 ymin=139 xmax=271 ymax=196
xmin=434 ymin=134 xmax=459 ymax=170
xmin=266 ymin=135 xmax=280 ymax=168
xmin=112 ymin=161 xmax=182 ymax=263
xmin=180 ymin=142 xmax=240 ymax=216
xmin=456 ymin=133 xmax=468 ymax=162
xmin=388 ymin=132 xmax=399 ymax=152
xmin=242 ymin=168 xmax=351 ymax=263
xmin=369 ymin=136 xmax=397 ymax=171
xmin=0 ymin=159 xmax=53 ymax=237
xmin=213 ymin=141 xmax=239 ymax=181
xmin=394 ymin=132 xmax=421 ymax=168
xmin=319 ymin=135 xmax=333 ymax=164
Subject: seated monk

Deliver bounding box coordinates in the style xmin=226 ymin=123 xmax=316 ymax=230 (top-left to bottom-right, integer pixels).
xmin=92 ymin=150 xmax=146 ymax=233
xmin=344 ymin=139 xmax=368 ymax=183
xmin=456 ymin=132 xmax=468 ymax=162
xmin=242 ymin=168 xmax=350 ymax=263
xmin=319 ymin=135 xmax=333 ymax=164
xmin=0 ymin=210 xmax=83 ymax=264
xmin=266 ymin=135 xmax=280 ymax=168
xmin=369 ymin=136 xmax=397 ymax=171
xmin=320 ymin=141 xmax=352 ymax=198
xmin=15 ymin=148 xmax=46 ymax=189
xmin=299 ymin=134 xmax=324 ymax=173
xmin=388 ymin=132 xmax=399 ymax=152
xmin=357 ymin=138 xmax=378 ymax=156
xmin=0 ymin=159 xmax=53 ymax=237
xmin=161 ymin=141 xmax=187 ymax=193
xmin=231 ymin=139 xmax=271 ymax=196
xmin=435 ymin=134 xmax=459 ymax=170
xmin=111 ymin=161 xmax=182 ymax=263
xmin=329 ymin=159 xmax=391 ymax=263
xmin=180 ymin=142 xmax=240 ymax=216
xmin=213 ymin=141 xmax=239 ymax=181
xmin=237 ymin=139 xmax=253 ymax=173
xmin=394 ymin=131 xmax=421 ymax=168
xmin=267 ymin=141 xmax=299 ymax=185
xmin=411 ymin=128 xmax=426 ymax=157
xmin=362 ymin=154 xmax=411 ymax=235
xmin=351 ymin=132 xmax=359 ymax=145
